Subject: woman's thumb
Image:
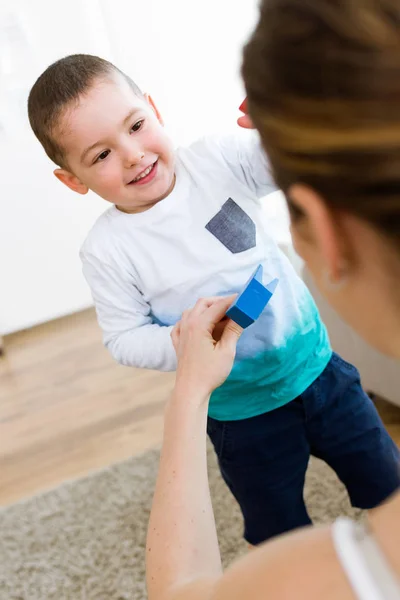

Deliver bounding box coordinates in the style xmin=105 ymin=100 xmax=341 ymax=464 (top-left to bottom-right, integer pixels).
xmin=219 ymin=319 xmax=243 ymax=351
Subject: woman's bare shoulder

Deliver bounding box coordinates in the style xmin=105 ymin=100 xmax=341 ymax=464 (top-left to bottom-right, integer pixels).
xmin=212 ymin=525 xmax=355 ymax=600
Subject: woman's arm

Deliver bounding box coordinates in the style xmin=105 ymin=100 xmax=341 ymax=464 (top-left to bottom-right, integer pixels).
xmin=146 ymin=387 xmax=219 ymax=600
xmin=146 ymin=296 xmax=242 ymax=600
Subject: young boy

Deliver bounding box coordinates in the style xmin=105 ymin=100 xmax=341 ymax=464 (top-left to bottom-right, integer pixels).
xmin=28 ymin=54 xmax=400 ymax=545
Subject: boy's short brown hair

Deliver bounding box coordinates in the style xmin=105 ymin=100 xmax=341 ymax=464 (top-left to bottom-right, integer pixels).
xmin=28 ymin=54 xmax=143 ymax=169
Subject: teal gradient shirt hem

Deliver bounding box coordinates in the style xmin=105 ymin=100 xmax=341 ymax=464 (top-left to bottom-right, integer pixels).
xmin=208 ymin=324 xmax=332 ymax=422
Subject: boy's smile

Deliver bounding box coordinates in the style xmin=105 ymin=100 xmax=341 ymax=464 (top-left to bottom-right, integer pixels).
xmin=127 ymin=159 xmax=158 ymax=186
xmin=54 ymin=73 xmax=176 ymax=213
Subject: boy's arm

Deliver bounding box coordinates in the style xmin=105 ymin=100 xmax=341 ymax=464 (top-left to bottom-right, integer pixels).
xmin=218 ymin=129 xmax=277 ymax=198
xmin=81 ymin=252 xmax=177 ymax=371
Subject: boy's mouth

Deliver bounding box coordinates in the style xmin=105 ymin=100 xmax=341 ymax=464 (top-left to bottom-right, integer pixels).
xmin=128 ymin=160 xmax=158 ymax=185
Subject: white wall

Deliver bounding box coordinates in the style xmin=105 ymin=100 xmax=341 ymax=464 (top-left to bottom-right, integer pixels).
xmin=100 ymin=0 xmax=259 ymax=143
xmin=0 ymin=0 xmax=259 ymax=334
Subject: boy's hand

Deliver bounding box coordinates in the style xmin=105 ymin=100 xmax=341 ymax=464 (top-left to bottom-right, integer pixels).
xmin=237 ymin=98 xmax=255 ymax=129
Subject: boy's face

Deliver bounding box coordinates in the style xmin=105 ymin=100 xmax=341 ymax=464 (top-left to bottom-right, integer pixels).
xmin=54 ymin=74 xmax=175 ymax=213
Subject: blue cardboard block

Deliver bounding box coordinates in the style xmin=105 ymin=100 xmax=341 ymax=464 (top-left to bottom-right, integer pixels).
xmin=226 ymin=265 xmax=279 ymax=328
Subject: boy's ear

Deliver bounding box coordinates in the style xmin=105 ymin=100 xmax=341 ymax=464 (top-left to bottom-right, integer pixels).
xmin=54 ymin=169 xmax=89 ymax=195
xmin=144 ymin=93 xmax=164 ymax=126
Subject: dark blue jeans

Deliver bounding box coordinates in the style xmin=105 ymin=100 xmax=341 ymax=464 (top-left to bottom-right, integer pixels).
xmin=207 ymin=353 xmax=400 ymax=545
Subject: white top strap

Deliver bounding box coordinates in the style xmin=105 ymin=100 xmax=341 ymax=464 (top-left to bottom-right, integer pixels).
xmin=332 ymin=517 xmax=400 ymax=600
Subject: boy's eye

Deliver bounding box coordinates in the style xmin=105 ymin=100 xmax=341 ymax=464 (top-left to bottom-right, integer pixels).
xmin=95 ymin=150 xmax=110 ymax=163
xmin=131 ymin=120 xmax=144 ymax=133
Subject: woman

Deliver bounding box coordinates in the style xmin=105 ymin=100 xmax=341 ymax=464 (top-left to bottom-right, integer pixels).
xmin=146 ymin=1 xmax=400 ymax=598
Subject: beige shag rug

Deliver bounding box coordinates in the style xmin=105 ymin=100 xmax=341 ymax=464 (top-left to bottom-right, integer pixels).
xmin=0 ymin=444 xmax=361 ymax=600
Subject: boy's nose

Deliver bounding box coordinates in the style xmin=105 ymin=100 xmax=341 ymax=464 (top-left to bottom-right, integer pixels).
xmin=124 ymin=149 xmax=145 ymax=167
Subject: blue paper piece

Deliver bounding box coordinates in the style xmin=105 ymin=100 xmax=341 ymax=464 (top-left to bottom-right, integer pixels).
xmin=226 ymin=265 xmax=279 ymax=328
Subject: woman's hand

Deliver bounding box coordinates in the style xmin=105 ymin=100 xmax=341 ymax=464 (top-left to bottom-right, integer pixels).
xmin=171 ymin=296 xmax=243 ymax=400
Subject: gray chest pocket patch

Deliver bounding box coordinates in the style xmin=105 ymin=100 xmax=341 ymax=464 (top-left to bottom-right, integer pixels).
xmin=205 ymin=198 xmax=256 ymax=254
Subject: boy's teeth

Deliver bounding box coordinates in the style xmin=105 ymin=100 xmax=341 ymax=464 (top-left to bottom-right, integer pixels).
xmin=133 ymin=164 xmax=153 ymax=182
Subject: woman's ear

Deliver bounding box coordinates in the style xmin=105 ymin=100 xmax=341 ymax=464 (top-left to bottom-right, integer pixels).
xmin=53 ymin=169 xmax=89 ymax=195
xmin=144 ymin=93 xmax=164 ymax=126
xmin=288 ymin=184 xmax=349 ymax=283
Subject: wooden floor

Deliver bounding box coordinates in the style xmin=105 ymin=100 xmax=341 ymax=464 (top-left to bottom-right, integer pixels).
xmin=0 ymin=309 xmax=399 ymax=507
xmin=0 ymin=309 xmax=174 ymax=506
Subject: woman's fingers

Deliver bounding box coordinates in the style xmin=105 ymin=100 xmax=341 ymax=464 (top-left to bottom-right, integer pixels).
xmin=219 ymin=319 xmax=243 ymax=350
xmin=171 ymin=321 xmax=181 ymax=351
xmin=201 ymin=295 xmax=237 ymax=329
xmin=212 ymin=317 xmax=228 ymax=342
xmin=189 ymin=296 xmax=232 ymax=319
xmin=173 ymin=295 xmax=238 ymax=351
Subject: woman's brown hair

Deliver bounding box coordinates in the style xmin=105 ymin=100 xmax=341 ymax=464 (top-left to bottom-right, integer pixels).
xmin=242 ymin=0 xmax=400 ymax=244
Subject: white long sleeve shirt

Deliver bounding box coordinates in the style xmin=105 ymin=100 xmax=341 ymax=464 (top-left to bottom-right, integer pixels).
xmin=81 ymin=130 xmax=331 ymax=421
